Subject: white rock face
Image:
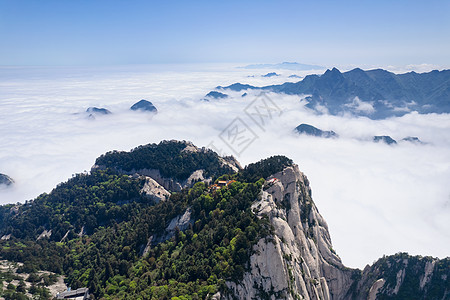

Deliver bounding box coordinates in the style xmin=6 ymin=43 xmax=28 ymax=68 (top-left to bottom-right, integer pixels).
xmin=1 ymin=234 xmax=11 ymax=240
xmin=368 ymin=278 xmax=385 ymax=300
xmin=142 ymin=208 xmax=194 ymax=256
xmin=125 ymin=168 xmax=211 ymax=192
xmin=186 ymin=170 xmax=211 ymax=187
xmin=181 ymin=143 xmax=199 ymax=153
xmin=140 ymin=176 xmax=171 ymax=203
xmin=225 ymin=165 xmax=353 ymax=300
xmin=37 ymin=229 xmax=52 ymax=240
xmin=420 ymin=260 xmax=435 ymax=289
xmin=219 ymin=156 xmax=242 ymax=173
xmin=166 ymin=208 xmax=193 ymax=232
xmin=130 ymin=168 xmax=184 ymax=191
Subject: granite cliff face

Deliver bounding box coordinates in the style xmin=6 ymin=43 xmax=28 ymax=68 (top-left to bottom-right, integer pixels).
xmin=0 ymin=140 xmax=448 ymax=299
xmin=95 ymin=141 xmax=448 ymax=299
xmin=222 ymin=164 xmax=353 ymax=299
xmin=218 ymin=163 xmax=449 ymax=300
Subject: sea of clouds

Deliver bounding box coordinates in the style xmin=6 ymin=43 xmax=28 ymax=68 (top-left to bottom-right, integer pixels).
xmin=0 ymin=63 xmax=449 ymax=269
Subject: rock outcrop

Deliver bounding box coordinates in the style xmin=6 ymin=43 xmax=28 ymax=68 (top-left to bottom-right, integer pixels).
xmin=140 ymin=176 xmax=171 ymax=203
xmin=220 ymin=164 xmax=449 ymax=299
xmin=93 ymin=141 xmax=231 ymax=193
xmin=130 ymin=99 xmax=157 ymax=113
xmin=204 ymin=91 xmax=228 ymax=100
xmin=37 ymin=229 xmax=52 ymax=240
xmin=142 ymin=208 xmax=194 ymax=256
xmin=224 ymin=165 xmax=353 ymax=299
xmin=219 ymin=156 xmax=242 ymax=173
xmin=0 ymin=173 xmax=14 ymax=187
xmin=402 ymin=136 xmax=425 ymax=144
xmin=373 ymin=135 xmax=397 ymax=145
xmin=294 ymin=124 xmax=338 ymax=138
xmin=126 ymin=168 xmax=211 ymax=193
xmin=86 ymin=107 xmax=111 ymax=115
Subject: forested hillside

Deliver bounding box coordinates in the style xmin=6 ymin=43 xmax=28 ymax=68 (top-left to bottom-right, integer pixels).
xmin=0 ymin=141 xmax=292 ymax=299
xmin=0 ymin=141 xmax=448 ymax=300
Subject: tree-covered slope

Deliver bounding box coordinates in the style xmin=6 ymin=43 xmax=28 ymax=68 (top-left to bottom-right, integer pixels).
xmin=0 ymin=142 xmax=292 ymax=299
xmin=94 ymin=140 xmax=234 ymax=181
xmin=0 ymin=141 xmax=448 ymax=300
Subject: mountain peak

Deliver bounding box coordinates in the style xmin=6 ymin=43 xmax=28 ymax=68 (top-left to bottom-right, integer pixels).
xmin=130 ymin=99 xmax=157 ymax=112
xmin=0 ymin=140 xmax=448 ymax=299
xmin=322 ymin=67 xmax=343 ymax=79
xmin=0 ymin=173 xmax=14 ymax=187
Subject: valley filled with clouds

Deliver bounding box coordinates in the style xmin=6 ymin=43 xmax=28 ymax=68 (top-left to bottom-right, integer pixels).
xmin=0 ymin=64 xmax=449 ymax=269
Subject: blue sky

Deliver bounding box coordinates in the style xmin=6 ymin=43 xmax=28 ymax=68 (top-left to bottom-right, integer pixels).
xmin=0 ymin=0 xmax=449 ymax=66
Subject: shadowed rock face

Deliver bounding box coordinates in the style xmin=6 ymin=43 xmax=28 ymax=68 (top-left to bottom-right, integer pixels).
xmin=130 ymin=99 xmax=157 ymax=112
xmin=0 ymin=173 xmax=14 ymax=187
xmin=373 ymin=135 xmax=397 ymax=145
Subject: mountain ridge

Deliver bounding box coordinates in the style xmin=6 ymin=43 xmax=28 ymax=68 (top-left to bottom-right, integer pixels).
xmin=0 ymin=140 xmax=448 ymax=299
xmin=219 ymin=68 xmax=450 ymax=119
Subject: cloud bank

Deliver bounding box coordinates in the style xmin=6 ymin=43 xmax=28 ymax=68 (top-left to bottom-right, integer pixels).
xmin=0 ymin=64 xmax=449 ymax=269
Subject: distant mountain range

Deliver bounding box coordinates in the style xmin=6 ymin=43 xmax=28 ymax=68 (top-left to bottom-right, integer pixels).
xmin=219 ymin=67 xmax=450 ymax=119
xmin=240 ymin=61 xmax=324 ymax=70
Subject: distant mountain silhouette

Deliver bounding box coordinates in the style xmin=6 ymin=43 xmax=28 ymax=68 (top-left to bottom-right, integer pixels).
xmin=402 ymin=136 xmax=425 ymax=144
xmin=86 ymin=107 xmax=111 ymax=115
xmin=373 ymin=136 xmax=397 ymax=145
xmin=241 ymin=62 xmax=324 ymax=70
xmin=294 ymin=124 xmax=338 ymax=138
xmin=130 ymin=100 xmax=157 ymax=113
xmin=216 ymin=83 xmax=254 ymax=91
xmin=220 ymin=68 xmax=450 ymax=119
xmin=262 ymin=72 xmax=279 ymax=77
xmin=204 ymin=91 xmax=228 ymax=100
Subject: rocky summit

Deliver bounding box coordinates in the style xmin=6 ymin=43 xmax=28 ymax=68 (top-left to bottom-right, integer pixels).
xmin=86 ymin=107 xmax=111 ymax=115
xmin=204 ymin=91 xmax=229 ymax=100
xmin=0 ymin=140 xmax=447 ymax=299
xmin=130 ymin=99 xmax=158 ymax=113
xmin=373 ymin=135 xmax=397 ymax=145
xmin=0 ymin=173 xmax=14 ymax=187
xmin=294 ymin=123 xmax=338 ymax=138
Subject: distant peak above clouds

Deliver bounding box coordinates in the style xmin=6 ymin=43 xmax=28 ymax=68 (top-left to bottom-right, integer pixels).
xmin=0 ymin=173 xmax=14 ymax=187
xmin=240 ymin=61 xmax=325 ymax=70
xmin=130 ymin=99 xmax=158 ymax=113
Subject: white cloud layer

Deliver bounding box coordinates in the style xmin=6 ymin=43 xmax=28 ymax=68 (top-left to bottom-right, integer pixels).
xmin=0 ymin=64 xmax=449 ymax=269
